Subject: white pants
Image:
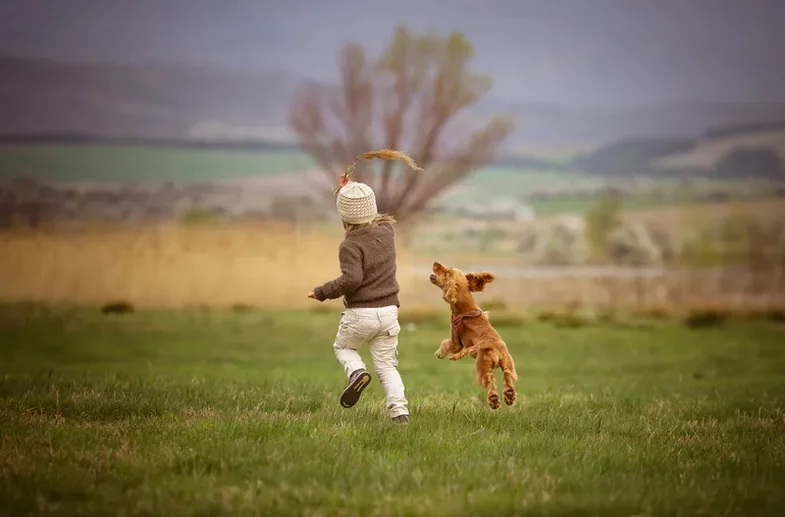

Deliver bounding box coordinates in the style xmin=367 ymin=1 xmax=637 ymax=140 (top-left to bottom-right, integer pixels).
xmin=333 ymin=306 xmax=409 ymax=418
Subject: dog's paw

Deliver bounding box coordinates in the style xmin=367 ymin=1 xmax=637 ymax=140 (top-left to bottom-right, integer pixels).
xmin=488 ymin=393 xmax=501 ymax=409
xmin=504 ymin=388 xmax=516 ymax=406
xmin=434 ymin=350 xmax=446 ymax=359
xmin=448 ymin=353 xmax=462 ymax=361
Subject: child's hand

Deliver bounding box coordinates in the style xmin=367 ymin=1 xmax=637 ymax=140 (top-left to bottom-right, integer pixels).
xmin=307 ymin=291 xmax=316 ymax=299
xmin=338 ymin=174 xmax=351 ymax=188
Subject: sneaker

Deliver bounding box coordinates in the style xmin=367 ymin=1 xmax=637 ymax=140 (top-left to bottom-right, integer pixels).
xmin=391 ymin=415 xmax=410 ymax=424
xmin=339 ymin=369 xmax=372 ymax=408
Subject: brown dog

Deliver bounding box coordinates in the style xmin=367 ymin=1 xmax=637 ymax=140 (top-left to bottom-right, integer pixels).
xmin=430 ymin=262 xmax=518 ymax=409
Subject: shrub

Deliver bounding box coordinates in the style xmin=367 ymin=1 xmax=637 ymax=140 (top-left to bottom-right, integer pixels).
xmin=399 ymin=308 xmax=444 ymax=327
xmin=552 ymin=313 xmax=591 ymax=328
xmin=683 ymin=308 xmax=727 ymax=329
xmin=100 ymin=301 xmax=135 ymax=315
xmin=635 ymin=306 xmax=673 ymax=320
xmin=180 ymin=205 xmax=220 ymax=225
xmin=584 ymin=193 xmax=622 ymax=261
xmin=596 ymin=306 xmax=617 ymax=324
xmin=528 ymin=216 xmax=589 ymax=265
xmin=483 ymin=298 xmax=509 ymax=311
xmin=741 ymin=308 xmax=785 ymax=323
xmin=606 ymin=223 xmax=664 ymax=266
xmin=766 ymin=309 xmax=785 ymax=323
xmin=536 ymin=307 xmax=591 ymax=328
xmin=486 ymin=311 xmax=526 ymax=327
xmin=230 ymin=303 xmax=255 ymax=313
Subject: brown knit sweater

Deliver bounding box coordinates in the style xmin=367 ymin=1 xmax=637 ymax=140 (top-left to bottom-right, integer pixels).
xmin=313 ymin=221 xmax=400 ymax=308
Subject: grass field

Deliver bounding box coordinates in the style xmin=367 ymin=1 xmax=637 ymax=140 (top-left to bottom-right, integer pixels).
xmin=1 ymin=304 xmax=784 ymax=516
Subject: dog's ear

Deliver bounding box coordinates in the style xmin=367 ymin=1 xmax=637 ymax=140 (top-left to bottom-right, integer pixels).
xmin=443 ymin=283 xmax=459 ymax=304
xmin=466 ymin=272 xmax=495 ymax=292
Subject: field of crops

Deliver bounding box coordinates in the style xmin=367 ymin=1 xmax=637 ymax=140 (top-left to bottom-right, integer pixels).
xmin=0 ymin=144 xmax=315 ymax=184
xmin=2 ymin=143 xmax=782 ymax=220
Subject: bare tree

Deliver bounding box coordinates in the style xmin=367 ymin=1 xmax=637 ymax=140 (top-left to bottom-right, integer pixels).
xmin=289 ymin=26 xmax=514 ymax=224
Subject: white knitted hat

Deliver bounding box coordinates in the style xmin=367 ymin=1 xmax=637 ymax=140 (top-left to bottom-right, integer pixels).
xmin=337 ymin=182 xmax=378 ymax=224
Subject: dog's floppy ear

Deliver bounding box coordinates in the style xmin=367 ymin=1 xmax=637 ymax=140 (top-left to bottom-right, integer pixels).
xmin=443 ymin=283 xmax=459 ymax=304
xmin=466 ymin=272 xmax=495 ymax=292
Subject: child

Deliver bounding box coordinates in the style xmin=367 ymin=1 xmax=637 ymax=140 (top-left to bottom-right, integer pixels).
xmin=308 ymin=170 xmax=411 ymax=424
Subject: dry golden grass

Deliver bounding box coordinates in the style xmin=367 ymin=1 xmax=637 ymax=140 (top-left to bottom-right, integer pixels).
xmin=2 ymin=220 xmax=785 ymax=316
xmin=0 ymin=222 xmax=421 ymax=308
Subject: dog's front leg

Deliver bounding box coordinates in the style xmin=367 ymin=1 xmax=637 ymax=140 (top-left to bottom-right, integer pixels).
xmin=449 ymin=344 xmax=480 ymax=361
xmin=435 ymin=325 xmax=463 ymax=359
xmin=434 ymin=338 xmax=460 ymax=359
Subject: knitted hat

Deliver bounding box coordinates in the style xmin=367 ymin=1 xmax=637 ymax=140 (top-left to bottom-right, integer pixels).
xmin=337 ymin=182 xmax=378 ymax=224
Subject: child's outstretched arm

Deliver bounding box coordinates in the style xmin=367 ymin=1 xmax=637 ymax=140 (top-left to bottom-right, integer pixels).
xmin=311 ymin=242 xmax=364 ymax=301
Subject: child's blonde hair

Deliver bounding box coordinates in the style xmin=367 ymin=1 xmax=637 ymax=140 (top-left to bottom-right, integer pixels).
xmin=344 ymin=213 xmax=396 ymax=232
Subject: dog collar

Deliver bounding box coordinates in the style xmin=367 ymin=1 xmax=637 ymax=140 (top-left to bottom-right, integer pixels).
xmin=451 ymin=309 xmax=483 ymax=331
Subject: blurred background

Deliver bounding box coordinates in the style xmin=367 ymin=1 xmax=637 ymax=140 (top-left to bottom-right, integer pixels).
xmin=1 ymin=0 xmax=784 ymax=316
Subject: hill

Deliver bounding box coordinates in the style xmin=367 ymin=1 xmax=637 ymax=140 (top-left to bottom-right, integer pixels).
xmin=572 ymin=128 xmax=785 ymax=179
xmin=0 ymin=55 xmax=298 ymax=142
xmin=653 ymin=130 xmax=785 ymax=173
xmin=571 ymin=137 xmax=695 ymax=175
xmin=3 ymin=55 xmax=785 ymax=149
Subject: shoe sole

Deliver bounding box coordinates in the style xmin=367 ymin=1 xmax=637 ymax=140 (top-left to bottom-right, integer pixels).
xmin=340 ymin=371 xmax=372 ymax=408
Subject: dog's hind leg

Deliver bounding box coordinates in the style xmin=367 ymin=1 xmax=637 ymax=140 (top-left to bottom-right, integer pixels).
xmin=475 ymin=353 xmax=500 ymax=409
xmin=501 ymin=354 xmax=518 ymax=406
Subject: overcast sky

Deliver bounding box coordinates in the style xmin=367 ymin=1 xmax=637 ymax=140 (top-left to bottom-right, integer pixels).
xmin=1 ymin=0 xmax=783 ymax=108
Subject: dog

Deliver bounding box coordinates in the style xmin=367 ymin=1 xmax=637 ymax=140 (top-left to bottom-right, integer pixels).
xmin=430 ymin=261 xmax=518 ymax=409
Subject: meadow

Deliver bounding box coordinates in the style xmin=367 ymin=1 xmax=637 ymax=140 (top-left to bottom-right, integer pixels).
xmin=1 ymin=303 xmax=784 ymax=516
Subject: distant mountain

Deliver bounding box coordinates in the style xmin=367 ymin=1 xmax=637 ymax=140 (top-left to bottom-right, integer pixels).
xmin=3 ymin=55 xmax=785 ymax=150
xmin=572 ymin=128 xmax=785 ymax=179
xmin=0 ymin=55 xmax=299 ymax=142
xmin=473 ymin=98 xmax=785 ymax=149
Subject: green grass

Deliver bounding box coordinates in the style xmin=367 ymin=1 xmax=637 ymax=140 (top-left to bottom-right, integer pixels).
xmin=0 ymin=144 xmax=316 ymax=184
xmin=461 ymin=167 xmax=600 ymax=192
xmin=1 ymin=304 xmax=784 ymax=516
xmin=442 ymin=167 xmax=601 ymax=204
